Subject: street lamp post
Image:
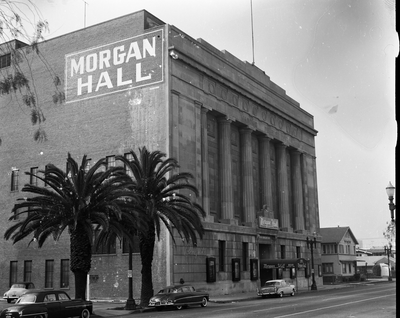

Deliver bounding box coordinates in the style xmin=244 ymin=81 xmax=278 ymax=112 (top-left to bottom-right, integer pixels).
xmin=306 ymin=236 xmax=317 ymax=290
xmin=384 ymin=244 xmax=392 ymax=282
xmin=386 ymin=182 xmax=396 ymax=224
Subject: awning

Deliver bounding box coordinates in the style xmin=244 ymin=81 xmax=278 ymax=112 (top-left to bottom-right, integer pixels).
xmin=260 ymin=258 xmax=308 ymax=269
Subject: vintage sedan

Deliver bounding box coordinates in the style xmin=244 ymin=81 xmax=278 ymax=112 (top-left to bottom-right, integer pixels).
xmin=148 ymin=284 xmax=209 ymax=310
xmin=0 ymin=290 xmax=93 ymax=318
xmin=3 ymin=283 xmax=35 ymax=303
xmin=257 ymin=279 xmax=296 ymax=298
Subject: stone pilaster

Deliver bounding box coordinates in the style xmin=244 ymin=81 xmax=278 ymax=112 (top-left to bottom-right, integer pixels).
xmin=291 ymin=149 xmax=305 ymax=233
xmin=276 ymin=143 xmax=291 ymax=231
xmin=218 ymin=117 xmax=236 ymax=224
xmin=201 ymin=107 xmax=212 ymax=222
xmin=259 ymin=135 xmax=273 ymax=217
xmin=240 ymin=128 xmax=254 ymax=226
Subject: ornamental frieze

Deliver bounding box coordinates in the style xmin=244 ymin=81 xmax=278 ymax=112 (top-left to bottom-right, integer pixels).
xmin=201 ymin=75 xmax=302 ymax=140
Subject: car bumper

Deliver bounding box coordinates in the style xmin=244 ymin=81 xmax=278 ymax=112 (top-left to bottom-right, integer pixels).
xmin=257 ymin=291 xmax=277 ymax=297
xmin=149 ymin=301 xmax=178 ymax=307
xmin=148 ymin=303 xmax=173 ymax=306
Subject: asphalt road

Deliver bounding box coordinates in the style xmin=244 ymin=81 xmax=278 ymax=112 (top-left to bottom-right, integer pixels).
xmin=131 ymin=282 xmax=396 ymax=318
xmin=0 ymin=282 xmax=396 ymax=317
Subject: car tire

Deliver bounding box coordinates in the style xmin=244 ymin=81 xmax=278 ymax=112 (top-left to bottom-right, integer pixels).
xmin=279 ymin=292 xmax=284 ymax=298
xmin=7 ymin=299 xmax=12 ymax=303
xmin=33 ymin=315 xmax=45 ymax=318
xmin=291 ymin=289 xmax=295 ymax=296
xmin=176 ymin=305 xmax=183 ymax=310
xmin=155 ymin=307 xmax=163 ymax=311
xmin=200 ymin=297 xmax=208 ymax=307
xmin=80 ymin=308 xmax=90 ymax=318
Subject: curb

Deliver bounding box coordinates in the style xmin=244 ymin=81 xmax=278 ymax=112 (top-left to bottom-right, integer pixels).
xmin=208 ymin=279 xmax=395 ymax=304
xmin=92 ymin=306 xmax=155 ymax=317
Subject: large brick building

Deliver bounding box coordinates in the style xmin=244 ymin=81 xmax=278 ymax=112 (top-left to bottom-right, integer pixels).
xmin=0 ymin=10 xmax=322 ymax=300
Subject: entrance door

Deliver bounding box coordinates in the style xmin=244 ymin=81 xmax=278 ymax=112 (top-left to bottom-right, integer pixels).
xmin=259 ymin=243 xmax=273 ymax=285
xmin=260 ymin=268 xmax=274 ymax=286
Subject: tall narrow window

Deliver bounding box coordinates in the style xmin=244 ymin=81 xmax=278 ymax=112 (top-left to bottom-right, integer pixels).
xmin=45 ymin=260 xmax=54 ymax=288
xmin=44 ymin=165 xmax=49 ymax=187
xmin=60 ymin=259 xmax=70 ymax=288
xmin=0 ymin=53 xmax=11 ymax=69
xmin=11 ymin=169 xmax=19 ymax=191
xmin=242 ymin=242 xmax=248 ymax=271
xmin=93 ymin=229 xmax=116 ymax=254
xmin=24 ymin=261 xmax=32 ymax=282
xmin=296 ymin=246 xmax=301 ymax=258
xmin=106 ymin=155 xmax=115 ymax=169
xmin=218 ymin=240 xmax=226 ymax=272
xmin=280 ymin=245 xmax=286 ymax=259
xmin=124 ymin=153 xmax=134 ymax=178
xmin=30 ymin=167 xmax=38 ymax=186
xmin=10 ymin=261 xmax=18 ymax=286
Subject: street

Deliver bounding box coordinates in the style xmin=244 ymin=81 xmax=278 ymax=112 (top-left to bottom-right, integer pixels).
xmin=0 ymin=282 xmax=396 ymax=317
xmin=122 ymin=282 xmax=395 ymax=318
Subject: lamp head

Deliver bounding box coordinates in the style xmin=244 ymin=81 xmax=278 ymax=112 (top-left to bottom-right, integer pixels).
xmin=386 ymin=182 xmax=395 ymax=198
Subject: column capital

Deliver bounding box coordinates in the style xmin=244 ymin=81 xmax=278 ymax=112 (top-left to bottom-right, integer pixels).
xmin=260 ymin=134 xmax=272 ymax=142
xmin=290 ymin=148 xmax=303 ymax=156
xmin=239 ymin=127 xmax=253 ymax=134
xmin=217 ymin=116 xmax=234 ymax=124
xmin=276 ymin=142 xmax=289 ymax=151
xmin=201 ymin=105 xmax=212 ymax=113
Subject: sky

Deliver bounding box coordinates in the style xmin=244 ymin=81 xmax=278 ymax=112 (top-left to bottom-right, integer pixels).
xmin=4 ymin=0 xmax=398 ymax=243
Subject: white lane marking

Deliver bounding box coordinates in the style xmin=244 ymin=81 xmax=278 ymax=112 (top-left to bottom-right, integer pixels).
xmin=269 ymin=294 xmax=395 ymax=318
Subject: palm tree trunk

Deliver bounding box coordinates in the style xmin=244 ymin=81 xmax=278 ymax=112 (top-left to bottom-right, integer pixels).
xmin=73 ymin=270 xmax=88 ymax=300
xmin=139 ymin=226 xmax=155 ymax=307
xmin=70 ymin=223 xmax=92 ymax=300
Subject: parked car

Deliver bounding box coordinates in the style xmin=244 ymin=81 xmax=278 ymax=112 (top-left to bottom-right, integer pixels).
xmin=0 ymin=290 xmax=93 ymax=318
xmin=3 ymin=283 xmax=35 ymax=303
xmin=148 ymin=284 xmax=209 ymax=310
xmin=257 ymin=279 xmax=296 ymax=298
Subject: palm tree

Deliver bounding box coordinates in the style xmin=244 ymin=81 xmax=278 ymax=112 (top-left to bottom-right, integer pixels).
xmin=4 ymin=153 xmax=147 ymax=300
xmin=116 ymin=147 xmax=206 ymax=307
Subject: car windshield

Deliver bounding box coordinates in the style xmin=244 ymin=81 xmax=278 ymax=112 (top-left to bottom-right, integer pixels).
xmin=158 ymin=288 xmax=177 ymax=294
xmin=11 ymin=284 xmax=27 ymax=289
xmin=264 ymin=282 xmax=279 ymax=287
xmin=16 ymin=294 xmax=36 ymax=304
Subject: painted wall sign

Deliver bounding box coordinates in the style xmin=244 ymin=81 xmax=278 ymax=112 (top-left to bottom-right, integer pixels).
xmin=65 ymin=29 xmax=164 ymax=103
xmin=259 ymin=216 xmax=279 ymax=229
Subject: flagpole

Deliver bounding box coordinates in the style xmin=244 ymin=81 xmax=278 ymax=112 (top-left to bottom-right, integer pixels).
xmin=250 ymin=0 xmax=255 ymax=65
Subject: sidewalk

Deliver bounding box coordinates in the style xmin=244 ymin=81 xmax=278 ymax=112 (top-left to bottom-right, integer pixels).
xmin=91 ymin=278 xmax=395 ymax=317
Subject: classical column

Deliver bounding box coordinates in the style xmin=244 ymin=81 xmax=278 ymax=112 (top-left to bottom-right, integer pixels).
xmin=302 ymin=153 xmax=310 ymax=231
xmin=291 ymin=149 xmax=305 ymax=232
xmin=276 ymin=143 xmax=291 ymax=231
xmin=240 ymin=128 xmax=255 ymax=226
xmin=218 ymin=117 xmax=235 ymax=224
xmin=259 ymin=136 xmax=273 ymax=218
xmin=201 ymin=107 xmax=212 ymax=221
xmin=311 ymin=155 xmax=320 ymax=235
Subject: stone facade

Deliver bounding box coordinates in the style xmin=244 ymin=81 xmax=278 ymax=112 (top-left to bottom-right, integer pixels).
xmin=0 ymin=10 xmax=322 ymax=301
